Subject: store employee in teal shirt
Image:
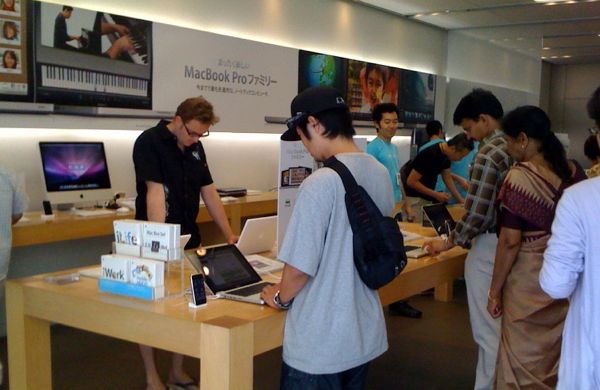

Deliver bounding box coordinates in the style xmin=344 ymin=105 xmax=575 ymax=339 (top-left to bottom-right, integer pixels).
xmin=367 ymin=103 xmax=421 ymax=319
xmin=367 ymin=103 xmax=402 ymax=203
xmin=367 ymin=103 xmax=413 ymax=219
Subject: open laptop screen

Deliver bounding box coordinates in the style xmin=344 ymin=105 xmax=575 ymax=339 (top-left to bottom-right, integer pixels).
xmin=193 ymin=245 xmax=262 ymax=293
xmin=422 ymin=203 xmax=456 ymax=236
xmin=236 ymin=215 xmax=277 ymax=255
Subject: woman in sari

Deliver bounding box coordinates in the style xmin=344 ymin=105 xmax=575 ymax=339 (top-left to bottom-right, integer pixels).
xmin=486 ymin=106 xmax=583 ymax=389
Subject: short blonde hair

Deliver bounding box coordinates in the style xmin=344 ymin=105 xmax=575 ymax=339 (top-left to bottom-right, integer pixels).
xmin=175 ymin=96 xmax=220 ymax=125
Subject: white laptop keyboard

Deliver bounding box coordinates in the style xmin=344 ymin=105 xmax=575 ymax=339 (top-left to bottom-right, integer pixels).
xmin=74 ymin=209 xmax=115 ymax=217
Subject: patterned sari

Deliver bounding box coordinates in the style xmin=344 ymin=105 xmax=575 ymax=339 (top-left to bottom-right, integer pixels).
xmin=494 ymin=162 xmax=571 ymax=389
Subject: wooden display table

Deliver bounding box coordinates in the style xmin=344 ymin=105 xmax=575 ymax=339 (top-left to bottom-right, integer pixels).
xmin=7 ymin=223 xmax=466 ymax=390
xmin=12 ymin=192 xmax=278 ymax=247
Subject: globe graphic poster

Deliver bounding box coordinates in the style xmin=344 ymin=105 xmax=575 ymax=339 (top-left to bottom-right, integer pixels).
xmin=298 ymin=50 xmax=346 ymax=95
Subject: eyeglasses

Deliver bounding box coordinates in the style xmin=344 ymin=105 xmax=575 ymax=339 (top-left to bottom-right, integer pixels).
xmin=589 ymin=126 xmax=599 ymax=135
xmin=183 ymin=122 xmax=209 ymax=138
xmin=286 ymin=112 xmax=307 ymax=131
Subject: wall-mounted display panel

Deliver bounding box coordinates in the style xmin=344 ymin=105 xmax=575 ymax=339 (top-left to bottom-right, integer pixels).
xmin=0 ymin=0 xmax=31 ymax=101
xmin=34 ymin=2 xmax=152 ymax=108
xmin=399 ymin=69 xmax=436 ymax=124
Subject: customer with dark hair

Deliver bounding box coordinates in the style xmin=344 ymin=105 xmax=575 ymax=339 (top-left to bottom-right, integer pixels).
xmin=263 ymin=87 xmax=392 ymax=388
xmin=418 ymin=120 xmax=444 ymax=152
xmin=424 ymin=88 xmax=511 ymax=390
xmin=584 ymin=134 xmax=600 ymax=178
xmin=419 ymin=119 xmax=472 ymax=202
xmin=486 ymin=106 xmax=583 ymax=389
xmin=541 ymin=85 xmax=600 ymax=390
xmin=405 ymin=132 xmax=474 ymax=210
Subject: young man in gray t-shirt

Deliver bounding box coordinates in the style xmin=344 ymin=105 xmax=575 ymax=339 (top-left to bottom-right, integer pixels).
xmin=261 ymin=87 xmax=394 ymax=388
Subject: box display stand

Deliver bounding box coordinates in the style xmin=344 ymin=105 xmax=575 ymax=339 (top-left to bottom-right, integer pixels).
xmin=101 ymin=244 xmax=186 ymax=301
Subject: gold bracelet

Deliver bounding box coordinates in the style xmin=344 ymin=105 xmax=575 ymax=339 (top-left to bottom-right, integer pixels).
xmin=487 ymin=289 xmax=500 ymax=301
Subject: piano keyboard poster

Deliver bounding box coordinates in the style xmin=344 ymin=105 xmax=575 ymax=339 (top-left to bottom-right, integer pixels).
xmin=153 ymin=23 xmax=297 ymax=133
xmin=35 ymin=2 xmax=152 ymax=108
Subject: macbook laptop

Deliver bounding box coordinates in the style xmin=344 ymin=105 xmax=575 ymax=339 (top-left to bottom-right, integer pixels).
xmin=236 ymin=216 xmax=283 ymax=273
xmin=185 ymin=245 xmax=272 ymax=305
xmin=422 ymin=203 xmax=456 ymax=237
xmin=236 ymin=216 xmax=277 ymax=255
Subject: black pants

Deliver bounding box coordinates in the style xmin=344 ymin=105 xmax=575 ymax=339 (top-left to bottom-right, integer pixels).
xmin=280 ymin=361 xmax=370 ymax=390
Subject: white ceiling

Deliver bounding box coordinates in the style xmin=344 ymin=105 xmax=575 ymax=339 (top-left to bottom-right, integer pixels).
xmin=354 ymin=0 xmax=600 ymax=65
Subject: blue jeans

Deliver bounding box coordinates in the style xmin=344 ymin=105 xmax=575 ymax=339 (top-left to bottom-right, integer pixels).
xmin=280 ymin=361 xmax=370 ymax=390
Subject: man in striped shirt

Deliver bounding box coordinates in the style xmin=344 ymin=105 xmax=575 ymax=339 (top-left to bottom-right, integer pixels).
xmin=424 ymin=89 xmax=512 ymax=390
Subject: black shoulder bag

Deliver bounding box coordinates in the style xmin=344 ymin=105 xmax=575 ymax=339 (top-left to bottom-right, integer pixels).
xmin=324 ymin=157 xmax=407 ymax=290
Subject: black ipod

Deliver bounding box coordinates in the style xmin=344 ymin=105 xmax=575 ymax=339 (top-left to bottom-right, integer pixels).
xmin=42 ymin=200 xmax=53 ymax=215
xmin=190 ymin=273 xmax=207 ymax=307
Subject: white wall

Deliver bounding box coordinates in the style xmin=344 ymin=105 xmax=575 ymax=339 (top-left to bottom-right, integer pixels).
xmin=5 ymin=0 xmax=447 ymax=211
xmin=447 ymin=32 xmax=541 ymax=95
xmin=46 ymin=0 xmax=448 ymax=75
xmin=0 ymin=127 xmax=284 ymax=209
xmin=3 ymin=1 xmax=548 ymax=209
xmin=547 ymin=62 xmax=600 ymax=166
xmin=443 ymin=78 xmax=540 ymax=136
xmin=442 ymin=31 xmax=542 ymax=134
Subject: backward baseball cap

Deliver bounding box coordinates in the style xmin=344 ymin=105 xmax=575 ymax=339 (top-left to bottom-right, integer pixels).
xmin=281 ymin=86 xmax=347 ymax=141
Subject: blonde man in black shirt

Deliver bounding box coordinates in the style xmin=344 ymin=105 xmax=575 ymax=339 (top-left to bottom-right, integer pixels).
xmin=133 ymin=96 xmax=237 ymax=390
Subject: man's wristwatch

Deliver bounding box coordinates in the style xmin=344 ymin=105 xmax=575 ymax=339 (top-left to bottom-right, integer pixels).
xmin=273 ymin=290 xmax=293 ymax=310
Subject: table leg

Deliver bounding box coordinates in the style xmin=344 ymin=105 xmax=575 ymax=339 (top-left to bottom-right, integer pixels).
xmin=434 ymin=281 xmax=454 ymax=302
xmin=6 ymin=281 xmax=52 ymax=390
xmin=200 ymin=316 xmax=253 ymax=390
xmin=230 ymin=204 xmax=242 ymax=235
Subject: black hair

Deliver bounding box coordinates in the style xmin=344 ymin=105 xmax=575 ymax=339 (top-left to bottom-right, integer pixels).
xmin=447 ymin=132 xmax=474 ymax=152
xmin=587 ymin=86 xmax=600 ymax=126
xmin=584 ymin=134 xmax=600 ymax=161
xmin=453 ymin=88 xmax=504 ymax=125
xmin=502 ymin=106 xmax=571 ymax=182
xmin=425 ymin=120 xmax=443 ymax=138
xmin=63 ymin=6 xmax=73 ymax=11
xmin=365 ymin=64 xmax=387 ymax=86
xmin=371 ymin=103 xmax=398 ymax=123
xmin=297 ymin=108 xmax=355 ymax=140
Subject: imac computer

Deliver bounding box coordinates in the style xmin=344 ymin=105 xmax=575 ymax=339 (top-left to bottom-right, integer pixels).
xmin=39 ymin=142 xmax=113 ymax=206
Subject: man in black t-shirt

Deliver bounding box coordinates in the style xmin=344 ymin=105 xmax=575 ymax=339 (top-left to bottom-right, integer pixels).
xmin=53 ymin=6 xmax=80 ymax=50
xmin=406 ymin=133 xmax=473 ymax=208
xmin=132 ymin=96 xmax=237 ymax=390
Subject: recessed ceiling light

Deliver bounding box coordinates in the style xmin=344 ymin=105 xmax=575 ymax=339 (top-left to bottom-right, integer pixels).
xmin=541 ymin=56 xmax=547 ymax=59
xmin=562 ymin=55 xmax=572 ymax=58
xmin=414 ymin=13 xmax=423 ymax=17
xmin=534 ymin=0 xmax=570 ymax=2
xmin=430 ymin=12 xmax=441 ymax=16
xmin=543 ymin=47 xmax=551 ymax=50
xmin=551 ymin=55 xmax=558 ymax=58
